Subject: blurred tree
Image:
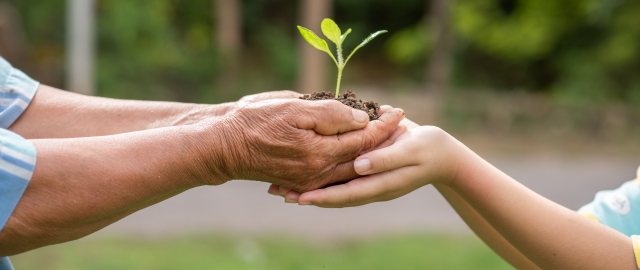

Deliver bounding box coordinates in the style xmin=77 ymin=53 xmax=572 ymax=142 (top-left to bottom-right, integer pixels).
xmin=426 ymin=0 xmax=454 ymax=95
xmin=297 ymin=0 xmax=331 ymax=94
xmin=214 ymin=0 xmax=241 ymax=57
xmin=213 ymin=0 xmax=241 ymax=97
xmin=0 ymin=2 xmax=29 ymax=69
xmin=66 ymin=0 xmax=95 ymax=95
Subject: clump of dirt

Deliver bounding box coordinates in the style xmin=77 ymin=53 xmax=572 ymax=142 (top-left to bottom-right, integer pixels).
xmin=300 ymin=90 xmax=380 ymax=121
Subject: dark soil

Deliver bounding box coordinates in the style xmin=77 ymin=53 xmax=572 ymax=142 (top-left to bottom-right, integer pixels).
xmin=300 ymin=90 xmax=380 ymax=121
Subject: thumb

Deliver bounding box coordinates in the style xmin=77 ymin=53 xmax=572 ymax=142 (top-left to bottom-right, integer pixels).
xmin=294 ymin=100 xmax=372 ymax=135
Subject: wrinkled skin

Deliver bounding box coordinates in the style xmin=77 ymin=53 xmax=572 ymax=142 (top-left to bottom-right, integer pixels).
xmin=210 ymin=98 xmax=405 ymax=192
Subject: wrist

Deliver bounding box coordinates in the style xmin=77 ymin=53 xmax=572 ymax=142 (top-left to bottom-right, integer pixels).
xmin=189 ymin=116 xmax=244 ymax=185
xmin=432 ymin=134 xmax=478 ymax=188
xmin=188 ymin=102 xmax=237 ymax=121
xmin=216 ymin=102 xmax=237 ymax=116
xmin=443 ymin=144 xmax=488 ymax=192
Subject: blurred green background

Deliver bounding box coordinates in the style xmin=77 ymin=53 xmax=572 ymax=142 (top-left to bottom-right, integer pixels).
xmin=5 ymin=0 xmax=640 ymax=141
xmin=3 ymin=0 xmax=640 ymax=269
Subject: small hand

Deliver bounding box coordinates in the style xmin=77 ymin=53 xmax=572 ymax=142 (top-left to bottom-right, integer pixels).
xmin=210 ymin=98 xmax=405 ymax=192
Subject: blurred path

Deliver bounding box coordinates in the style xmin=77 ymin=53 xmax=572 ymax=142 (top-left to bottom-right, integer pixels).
xmin=93 ymin=156 xmax=639 ymax=241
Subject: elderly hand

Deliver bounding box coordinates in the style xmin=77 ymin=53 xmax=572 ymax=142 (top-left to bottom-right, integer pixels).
xmin=267 ymin=107 xmax=415 ymax=200
xmin=205 ymin=99 xmax=405 ymax=192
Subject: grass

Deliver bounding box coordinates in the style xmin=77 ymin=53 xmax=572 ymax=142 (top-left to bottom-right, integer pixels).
xmin=10 ymin=234 xmax=513 ymax=270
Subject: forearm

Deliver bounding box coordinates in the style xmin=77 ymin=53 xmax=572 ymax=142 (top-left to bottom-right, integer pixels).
xmin=434 ymin=184 xmax=540 ymax=269
xmin=9 ymin=85 xmax=236 ymax=139
xmin=448 ymin=150 xmax=636 ymax=269
xmin=0 ymin=123 xmax=229 ymax=255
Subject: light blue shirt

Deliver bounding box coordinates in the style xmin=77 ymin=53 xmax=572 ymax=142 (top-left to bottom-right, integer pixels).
xmin=578 ymin=169 xmax=640 ymax=269
xmin=0 ymin=57 xmax=39 ymax=270
xmin=579 ymin=178 xmax=640 ymax=237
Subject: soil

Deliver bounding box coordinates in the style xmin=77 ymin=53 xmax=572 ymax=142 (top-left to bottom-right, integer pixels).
xmin=300 ymin=90 xmax=380 ymax=121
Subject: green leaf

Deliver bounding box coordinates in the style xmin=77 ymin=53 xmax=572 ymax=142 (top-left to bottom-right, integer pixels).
xmin=357 ymin=30 xmax=388 ymax=49
xmin=345 ymin=30 xmax=388 ymax=65
xmin=340 ymin=28 xmax=352 ymax=44
xmin=321 ymin=18 xmax=341 ymax=45
xmin=297 ymin=26 xmax=331 ymax=54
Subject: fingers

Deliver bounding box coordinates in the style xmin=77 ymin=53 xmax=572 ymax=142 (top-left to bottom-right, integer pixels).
xmin=297 ymin=167 xmax=415 ymax=208
xmin=267 ymin=184 xmax=292 ymax=196
xmin=320 ymin=160 xmax=360 ymax=188
xmin=353 ymin=133 xmax=416 ymax=175
xmin=284 ymin=190 xmax=301 ymax=203
xmin=334 ymin=108 xmax=405 ymax=159
xmin=267 ymin=184 xmax=301 ymax=203
xmin=371 ymin=124 xmax=408 ymax=151
xmin=379 ymin=105 xmax=418 ymax=130
xmin=400 ymin=118 xmax=419 ymax=129
xmin=294 ymin=100 xmax=371 ymax=135
xmin=267 ymin=184 xmax=280 ymax=195
xmin=378 ymin=105 xmax=393 ymax=114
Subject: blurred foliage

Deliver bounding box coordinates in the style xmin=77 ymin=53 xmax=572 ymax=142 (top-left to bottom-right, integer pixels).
xmin=6 ymin=0 xmax=640 ymax=106
xmin=96 ymin=0 xmax=222 ymax=102
xmin=385 ymin=23 xmax=430 ymax=65
xmin=11 ymin=234 xmax=511 ymax=270
xmin=451 ymin=0 xmax=640 ymax=105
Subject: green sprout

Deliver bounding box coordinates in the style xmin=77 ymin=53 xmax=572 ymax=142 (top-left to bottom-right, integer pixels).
xmin=298 ymin=18 xmax=387 ymax=98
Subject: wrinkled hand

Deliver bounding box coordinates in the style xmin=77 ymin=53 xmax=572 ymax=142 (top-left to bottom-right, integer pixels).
xmin=212 ymin=99 xmax=405 ymax=192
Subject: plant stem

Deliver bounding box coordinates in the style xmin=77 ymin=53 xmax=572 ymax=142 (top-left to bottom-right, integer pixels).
xmin=335 ymin=67 xmax=343 ymax=98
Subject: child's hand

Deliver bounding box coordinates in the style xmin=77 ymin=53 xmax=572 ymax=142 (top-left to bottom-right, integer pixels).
xmin=270 ymin=124 xmax=468 ymax=208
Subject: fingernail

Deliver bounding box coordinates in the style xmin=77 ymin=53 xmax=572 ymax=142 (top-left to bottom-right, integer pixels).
xmin=285 ymin=199 xmax=298 ymax=203
xmin=354 ymin=158 xmax=371 ymax=174
xmin=299 ymin=202 xmax=311 ymax=206
xmin=352 ymin=109 xmax=369 ymax=123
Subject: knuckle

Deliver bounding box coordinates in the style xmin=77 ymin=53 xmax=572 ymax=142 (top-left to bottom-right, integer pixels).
xmin=379 ymin=155 xmax=392 ymax=171
xmin=362 ymin=131 xmax=378 ymax=153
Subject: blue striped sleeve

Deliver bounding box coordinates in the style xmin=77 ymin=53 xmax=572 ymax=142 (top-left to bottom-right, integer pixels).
xmin=0 ymin=57 xmax=38 ymax=128
xmin=0 ymin=257 xmax=12 ymax=270
xmin=0 ymin=129 xmax=36 ymax=231
xmin=0 ymin=57 xmax=38 ymax=270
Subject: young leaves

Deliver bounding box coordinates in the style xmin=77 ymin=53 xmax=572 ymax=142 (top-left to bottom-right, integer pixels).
xmin=345 ymin=30 xmax=388 ymax=65
xmin=297 ymin=26 xmax=338 ymax=66
xmin=340 ymin=28 xmax=352 ymax=44
xmin=297 ymin=19 xmax=387 ymax=97
xmin=297 ymin=26 xmax=330 ymax=53
xmin=321 ymin=19 xmax=342 ymax=45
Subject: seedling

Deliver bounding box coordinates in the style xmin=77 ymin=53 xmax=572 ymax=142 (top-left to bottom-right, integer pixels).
xmin=298 ymin=18 xmax=387 ymax=98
